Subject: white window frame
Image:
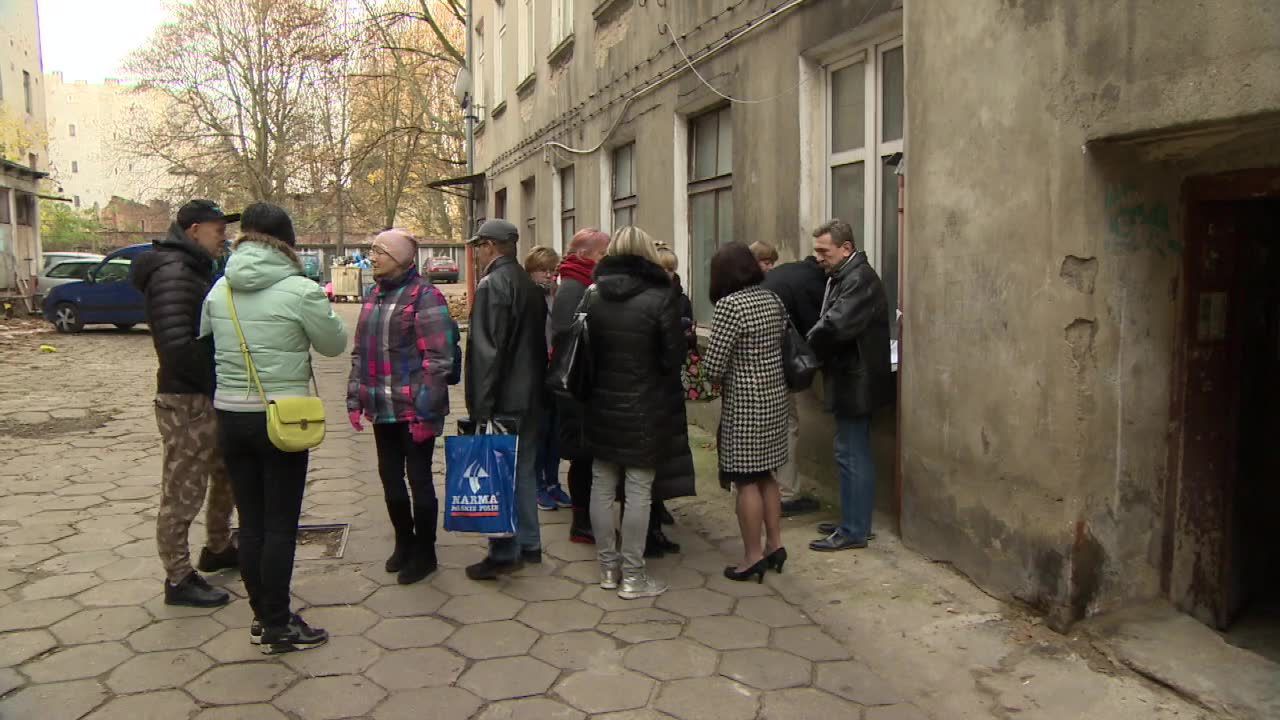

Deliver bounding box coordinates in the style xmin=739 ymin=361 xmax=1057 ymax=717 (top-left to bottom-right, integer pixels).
xmin=611 ymin=143 xmax=638 ymax=231
xmin=518 ymin=0 xmax=534 ymax=81
xmin=551 ymin=0 xmax=573 ymax=46
xmin=823 ymin=34 xmax=902 ymax=275
xmin=552 ymin=164 xmax=576 ymax=253
xmin=474 ymin=21 xmax=487 ymax=121
xmin=495 ymin=1 xmax=506 ymax=104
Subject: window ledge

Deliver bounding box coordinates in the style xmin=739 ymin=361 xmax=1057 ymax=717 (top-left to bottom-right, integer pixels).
xmin=593 ymin=0 xmax=632 ymax=23
xmin=516 ymin=74 xmax=537 ymax=98
xmin=475 ymin=119 xmax=487 ymax=136
xmin=491 ymin=100 xmax=508 ymax=119
xmin=548 ymin=34 xmax=575 ymax=67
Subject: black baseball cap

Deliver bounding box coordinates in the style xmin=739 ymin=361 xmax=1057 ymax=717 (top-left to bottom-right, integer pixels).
xmin=469 ymin=218 xmax=519 ymax=245
xmin=176 ymin=199 xmax=240 ymax=229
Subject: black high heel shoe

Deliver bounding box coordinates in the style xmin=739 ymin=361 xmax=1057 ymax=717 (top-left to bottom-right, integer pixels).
xmin=723 ymin=558 xmax=768 ymax=584
xmin=766 ymin=547 xmax=787 ymax=573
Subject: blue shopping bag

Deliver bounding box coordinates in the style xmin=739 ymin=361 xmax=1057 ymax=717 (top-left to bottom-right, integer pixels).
xmin=444 ymin=427 xmax=519 ymax=537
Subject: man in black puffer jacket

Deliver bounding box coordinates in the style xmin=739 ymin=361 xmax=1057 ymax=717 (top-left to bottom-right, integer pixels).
xmin=464 ymin=219 xmax=549 ymax=580
xmin=582 ymin=228 xmax=690 ymax=600
xmin=131 ymin=200 xmax=240 ymax=607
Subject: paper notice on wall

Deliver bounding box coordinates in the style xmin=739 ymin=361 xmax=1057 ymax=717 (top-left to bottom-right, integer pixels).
xmin=891 ymin=339 xmax=899 ymax=372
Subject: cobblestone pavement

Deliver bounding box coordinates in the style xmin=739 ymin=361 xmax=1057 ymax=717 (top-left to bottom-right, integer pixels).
xmin=0 ymin=310 xmax=928 ymax=720
xmin=0 ymin=307 xmax=1212 ymax=720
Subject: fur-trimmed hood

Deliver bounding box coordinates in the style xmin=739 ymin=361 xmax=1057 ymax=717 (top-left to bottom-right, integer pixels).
xmin=593 ymin=253 xmax=670 ymax=302
xmin=224 ymin=231 xmax=303 ymax=291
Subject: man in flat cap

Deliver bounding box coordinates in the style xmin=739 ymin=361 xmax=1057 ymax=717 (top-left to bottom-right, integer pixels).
xmin=464 ymin=219 xmax=549 ymax=580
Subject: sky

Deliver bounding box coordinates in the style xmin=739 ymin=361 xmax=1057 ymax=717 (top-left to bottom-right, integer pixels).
xmin=39 ymin=0 xmax=173 ymax=82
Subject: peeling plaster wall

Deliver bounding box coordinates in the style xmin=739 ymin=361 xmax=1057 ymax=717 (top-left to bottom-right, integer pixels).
xmin=903 ymin=0 xmax=1280 ymax=626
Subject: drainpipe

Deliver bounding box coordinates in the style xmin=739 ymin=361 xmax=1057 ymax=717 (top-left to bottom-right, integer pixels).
xmin=464 ymin=0 xmax=477 ymax=308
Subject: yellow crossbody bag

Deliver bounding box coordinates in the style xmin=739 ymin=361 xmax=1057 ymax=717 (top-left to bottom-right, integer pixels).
xmin=226 ymin=285 xmax=326 ymax=452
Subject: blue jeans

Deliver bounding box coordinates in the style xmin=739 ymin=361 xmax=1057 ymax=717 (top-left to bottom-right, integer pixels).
xmin=488 ymin=415 xmax=542 ymax=563
xmin=834 ymin=415 xmax=875 ymax=542
xmin=536 ymin=408 xmax=561 ymax=491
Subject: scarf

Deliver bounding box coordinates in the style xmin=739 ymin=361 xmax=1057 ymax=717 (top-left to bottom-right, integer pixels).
xmin=558 ymin=253 xmax=596 ymax=287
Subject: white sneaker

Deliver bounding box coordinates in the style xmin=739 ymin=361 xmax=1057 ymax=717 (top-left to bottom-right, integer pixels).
xmin=617 ymin=575 xmax=667 ymax=600
xmin=601 ymin=565 xmax=620 ymax=590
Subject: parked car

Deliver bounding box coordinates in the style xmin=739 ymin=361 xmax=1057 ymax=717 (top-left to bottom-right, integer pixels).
xmin=36 ymin=257 xmax=117 ymax=305
xmin=42 ymin=244 xmax=150 ymax=333
xmin=41 ymin=251 xmax=103 ymax=272
xmin=424 ymin=255 xmax=459 ymax=284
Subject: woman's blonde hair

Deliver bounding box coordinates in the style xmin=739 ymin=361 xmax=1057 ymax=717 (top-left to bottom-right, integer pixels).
xmin=655 ymin=243 xmax=678 ymax=272
xmin=607 ymin=226 xmax=661 ymax=265
xmin=523 ymin=245 xmax=561 ymax=274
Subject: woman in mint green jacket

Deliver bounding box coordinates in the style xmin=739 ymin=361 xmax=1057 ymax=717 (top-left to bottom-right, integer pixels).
xmin=200 ymin=203 xmax=346 ymax=656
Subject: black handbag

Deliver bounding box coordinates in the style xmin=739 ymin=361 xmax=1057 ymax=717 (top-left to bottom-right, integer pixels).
xmin=782 ymin=317 xmax=820 ymax=390
xmin=546 ymin=286 xmax=598 ymax=402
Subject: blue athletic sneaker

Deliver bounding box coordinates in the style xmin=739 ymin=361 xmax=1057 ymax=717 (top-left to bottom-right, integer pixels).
xmin=536 ymin=488 xmax=557 ymax=511
xmin=548 ymin=486 xmax=573 ymax=509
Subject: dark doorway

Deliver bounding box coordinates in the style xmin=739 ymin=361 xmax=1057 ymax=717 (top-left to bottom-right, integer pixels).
xmin=1169 ymin=171 xmax=1280 ymax=657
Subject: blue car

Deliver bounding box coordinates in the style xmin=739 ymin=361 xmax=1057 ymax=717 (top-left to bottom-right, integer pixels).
xmin=42 ymin=244 xmax=150 ymax=333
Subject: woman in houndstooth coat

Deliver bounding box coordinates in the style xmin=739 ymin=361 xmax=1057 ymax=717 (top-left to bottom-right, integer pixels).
xmin=703 ymin=242 xmax=790 ymax=583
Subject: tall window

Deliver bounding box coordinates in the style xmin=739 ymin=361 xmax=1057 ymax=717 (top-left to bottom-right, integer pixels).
xmin=612 ymin=143 xmax=637 ymax=229
xmin=551 ymin=0 xmax=573 ymax=45
xmin=521 ymin=177 xmax=537 ymax=246
xmin=559 ymin=166 xmax=575 ymax=247
xmin=72 ymin=161 xmax=79 ymax=173
xmin=68 ymin=123 xmax=76 ymax=137
xmin=23 ymin=71 xmax=33 ymax=113
xmin=826 ymin=39 xmax=903 ymax=329
xmin=474 ymin=22 xmax=486 ymax=120
xmin=494 ymin=1 xmax=506 ymax=104
xmin=73 ymin=195 xmax=81 ymax=209
xmin=518 ymin=0 xmax=534 ymax=80
xmin=688 ymin=107 xmax=733 ymax=323
xmin=494 ymin=187 xmax=507 ymax=218
xmin=0 ymin=189 xmax=11 ymax=224
xmin=27 ymin=153 xmax=37 ymax=171
xmin=15 ymin=192 xmax=33 ymax=226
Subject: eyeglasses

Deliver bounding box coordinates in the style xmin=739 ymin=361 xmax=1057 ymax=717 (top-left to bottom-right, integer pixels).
xmin=370 ymin=246 xmax=393 ymax=259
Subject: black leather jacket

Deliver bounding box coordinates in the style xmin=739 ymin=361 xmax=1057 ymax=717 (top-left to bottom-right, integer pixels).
xmin=131 ymin=224 xmax=218 ymax=395
xmin=465 ymin=254 xmax=547 ymax=422
xmin=806 ymin=253 xmax=892 ymax=418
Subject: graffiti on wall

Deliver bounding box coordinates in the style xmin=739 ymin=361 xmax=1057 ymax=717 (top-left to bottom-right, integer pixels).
xmin=1105 ymin=183 xmax=1181 ymax=256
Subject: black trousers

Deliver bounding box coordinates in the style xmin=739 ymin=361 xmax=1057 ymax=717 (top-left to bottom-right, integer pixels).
xmin=217 ymin=410 xmax=308 ymax=628
xmin=567 ymin=456 xmax=593 ymax=531
xmin=373 ymin=423 xmax=438 ymax=548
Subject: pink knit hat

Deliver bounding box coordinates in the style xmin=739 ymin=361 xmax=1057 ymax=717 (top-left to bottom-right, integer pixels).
xmin=373 ymin=229 xmax=417 ymax=266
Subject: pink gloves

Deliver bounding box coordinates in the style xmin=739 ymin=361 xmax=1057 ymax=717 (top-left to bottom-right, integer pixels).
xmin=410 ymin=421 xmax=435 ymax=444
xmin=348 ymin=411 xmax=364 ymax=432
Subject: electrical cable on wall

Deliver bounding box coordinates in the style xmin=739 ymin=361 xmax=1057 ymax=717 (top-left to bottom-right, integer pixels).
xmin=662 ymin=24 xmax=808 ymax=105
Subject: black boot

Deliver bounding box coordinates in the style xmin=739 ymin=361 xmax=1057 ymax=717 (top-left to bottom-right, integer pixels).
xmin=398 ymin=541 xmax=438 ymax=585
xmin=385 ymin=534 xmax=413 ymax=574
xmin=649 ymin=527 xmax=681 ymax=555
xmin=197 ymin=544 xmax=239 ymax=572
xmin=164 ymin=571 xmax=231 ymax=608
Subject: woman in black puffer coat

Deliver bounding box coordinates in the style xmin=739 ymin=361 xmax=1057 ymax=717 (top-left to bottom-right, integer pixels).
xmin=585 ymin=226 xmax=689 ymax=600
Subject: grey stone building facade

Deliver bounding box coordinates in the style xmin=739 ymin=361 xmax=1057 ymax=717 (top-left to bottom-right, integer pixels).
xmin=470 ymin=0 xmax=1280 ymax=635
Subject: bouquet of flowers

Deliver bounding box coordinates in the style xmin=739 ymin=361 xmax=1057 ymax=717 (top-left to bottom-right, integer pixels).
xmin=682 ymin=349 xmax=720 ymax=402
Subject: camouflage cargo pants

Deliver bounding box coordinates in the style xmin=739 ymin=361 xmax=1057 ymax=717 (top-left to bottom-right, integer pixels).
xmin=154 ymin=394 xmax=235 ymax=584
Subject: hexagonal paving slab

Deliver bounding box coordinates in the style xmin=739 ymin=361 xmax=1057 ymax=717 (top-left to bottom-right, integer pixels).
xmin=292 ymin=571 xmax=379 ymax=606
xmin=446 ymin=619 xmax=540 ymax=659
xmin=624 ymin=639 xmax=719 ymax=681
xmin=186 ymin=663 xmax=296 ymax=705
xmin=365 ymin=616 xmax=455 ymax=650
xmin=83 ymin=689 xmax=200 ymax=720
xmin=556 ymin=668 xmax=656 ymax=714
xmin=19 ymin=573 xmax=100 ymax=600
xmin=201 ymin=626 xmax=264 ymax=663
xmin=655 ymin=589 xmax=735 ymax=618
xmin=864 ymin=704 xmax=932 ymax=720
xmin=52 ymin=606 xmax=153 ymax=644
xmin=373 ymin=687 xmax=484 ymax=720
xmin=684 ymin=616 xmax=770 ymax=651
xmin=0 ymin=597 xmax=80 ymax=631
xmin=655 ymin=676 xmax=760 ymax=720
xmin=127 ymin=616 xmax=224 ymax=652
xmin=758 ymin=688 xmax=863 ymax=720
xmin=719 ymin=648 xmax=812 ymax=690
xmin=0 ymin=679 xmax=109 ymax=720
xmin=458 ymin=656 xmax=560 ymax=701
xmin=296 ymin=605 xmax=380 ymax=636
xmin=364 ymin=584 xmax=450 ymax=618
xmin=20 ymin=642 xmax=133 ymax=683
xmin=770 ymin=626 xmax=852 ymax=662
xmin=365 ymin=647 xmax=466 ymax=690
xmin=275 ymin=674 xmax=387 ymax=720
xmin=517 ymin=599 xmax=603 ymax=634
xmin=438 ymin=592 xmax=525 ymax=624
xmin=192 ymin=704 xmax=288 ymax=720
xmin=280 ymin=635 xmax=383 ymax=676
xmin=815 ymin=660 xmax=904 ymax=706
xmin=475 ymin=697 xmax=585 ymax=720
xmin=105 ymin=648 xmax=213 ymax=694
xmin=734 ymin=597 xmax=809 ymax=628
xmin=501 ymin=575 xmax=583 ymax=602
xmin=77 ymin=579 xmax=162 ymax=607
xmin=0 ymin=629 xmax=58 ymax=667
xmin=530 ymin=630 xmax=620 ymax=670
